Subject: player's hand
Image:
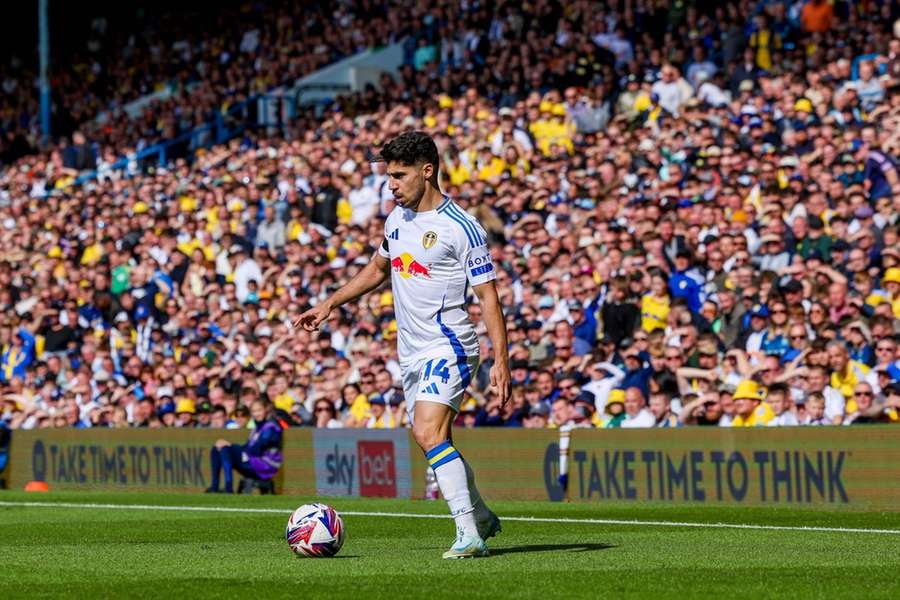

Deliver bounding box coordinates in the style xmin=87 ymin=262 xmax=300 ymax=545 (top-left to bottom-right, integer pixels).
xmin=293 ymin=301 xmax=332 ymax=331
xmin=490 ymin=362 xmax=512 ymax=409
xmin=215 ymin=439 xmax=230 ymax=450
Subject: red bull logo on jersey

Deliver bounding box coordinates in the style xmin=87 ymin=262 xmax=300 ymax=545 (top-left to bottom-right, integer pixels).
xmin=391 ymin=252 xmax=431 ymax=280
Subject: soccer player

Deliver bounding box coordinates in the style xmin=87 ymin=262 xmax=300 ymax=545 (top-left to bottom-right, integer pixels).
xmin=295 ymin=131 xmax=510 ymax=559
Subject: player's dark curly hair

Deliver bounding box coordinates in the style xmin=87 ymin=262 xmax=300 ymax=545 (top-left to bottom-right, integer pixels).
xmin=376 ymin=131 xmax=440 ymax=173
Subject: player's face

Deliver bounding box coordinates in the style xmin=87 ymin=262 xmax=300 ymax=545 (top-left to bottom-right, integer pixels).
xmin=386 ymin=161 xmax=429 ymax=209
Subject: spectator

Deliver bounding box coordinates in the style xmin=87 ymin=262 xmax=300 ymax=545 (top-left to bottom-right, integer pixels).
xmin=801 ymin=0 xmax=834 ymax=34
xmin=206 ymin=398 xmax=283 ymax=494
xmin=730 ymin=380 xmax=775 ymax=427
xmin=620 ymin=387 xmax=655 ymax=428
xmin=365 ymin=394 xmax=395 ymax=429
xmin=648 ymin=391 xmax=679 ymax=428
xmin=766 ymin=383 xmax=799 ymax=426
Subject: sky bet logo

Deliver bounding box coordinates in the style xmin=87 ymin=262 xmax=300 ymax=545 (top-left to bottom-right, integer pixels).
xmin=324 ymin=441 xmax=397 ymax=497
xmin=324 ymin=443 xmax=356 ymax=495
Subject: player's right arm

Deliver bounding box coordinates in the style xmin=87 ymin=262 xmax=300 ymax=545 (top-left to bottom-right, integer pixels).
xmin=293 ymin=248 xmax=390 ymax=331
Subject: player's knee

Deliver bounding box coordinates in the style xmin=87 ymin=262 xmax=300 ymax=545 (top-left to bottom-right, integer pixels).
xmin=412 ymin=426 xmax=445 ymax=453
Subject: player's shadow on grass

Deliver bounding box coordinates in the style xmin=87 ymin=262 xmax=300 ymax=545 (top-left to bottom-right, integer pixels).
xmin=491 ymin=543 xmax=616 ymax=556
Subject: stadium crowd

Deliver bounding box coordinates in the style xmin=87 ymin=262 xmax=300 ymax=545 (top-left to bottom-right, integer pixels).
xmin=1 ymin=0 xmax=900 ymax=433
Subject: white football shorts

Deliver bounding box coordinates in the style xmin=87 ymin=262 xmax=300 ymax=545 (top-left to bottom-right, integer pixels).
xmin=401 ymin=354 xmax=480 ymax=423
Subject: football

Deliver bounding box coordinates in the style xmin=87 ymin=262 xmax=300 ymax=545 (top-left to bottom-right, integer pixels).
xmin=285 ymin=503 xmax=345 ymax=558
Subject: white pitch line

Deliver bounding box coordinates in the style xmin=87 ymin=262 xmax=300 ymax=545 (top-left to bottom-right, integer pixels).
xmin=1 ymin=501 xmax=899 ymax=536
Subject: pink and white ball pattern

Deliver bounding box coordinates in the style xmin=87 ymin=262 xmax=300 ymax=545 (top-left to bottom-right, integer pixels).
xmin=285 ymin=503 xmax=345 ymax=557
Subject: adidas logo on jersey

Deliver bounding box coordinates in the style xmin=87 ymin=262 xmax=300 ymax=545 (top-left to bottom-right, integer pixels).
xmin=388 ymin=229 xmax=400 ymax=240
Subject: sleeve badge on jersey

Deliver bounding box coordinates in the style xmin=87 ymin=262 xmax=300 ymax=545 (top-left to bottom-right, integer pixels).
xmin=422 ymin=231 xmax=438 ymax=249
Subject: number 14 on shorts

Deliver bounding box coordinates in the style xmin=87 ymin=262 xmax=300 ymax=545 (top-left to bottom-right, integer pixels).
xmin=420 ymin=358 xmax=451 ymax=395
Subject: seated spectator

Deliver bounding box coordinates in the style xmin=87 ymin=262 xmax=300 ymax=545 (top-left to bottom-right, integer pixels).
xmin=206 ymin=399 xmax=283 ymax=494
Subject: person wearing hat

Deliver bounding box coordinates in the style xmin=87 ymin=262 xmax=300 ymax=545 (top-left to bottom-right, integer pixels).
xmin=882 ymin=267 xmax=900 ymax=318
xmin=490 ymin=107 xmax=534 ymax=156
xmin=525 ymin=321 xmax=552 ymax=364
xmin=754 ymin=233 xmax=790 ymax=272
xmin=736 ymin=304 xmax=770 ymax=355
xmin=603 ymin=388 xmax=627 ymax=428
xmin=523 ymin=402 xmax=550 ymax=429
xmin=207 ymin=397 xmax=283 ymax=494
xmin=175 ymin=398 xmax=197 ymax=428
xmin=364 ymin=393 xmax=396 ymax=429
xmin=730 ymin=380 xmax=775 ymax=426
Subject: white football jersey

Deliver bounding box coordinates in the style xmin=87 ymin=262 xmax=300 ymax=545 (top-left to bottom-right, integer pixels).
xmin=378 ymin=196 xmax=496 ymax=366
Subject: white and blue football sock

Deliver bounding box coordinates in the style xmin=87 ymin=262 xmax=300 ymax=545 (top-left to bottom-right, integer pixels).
xmin=426 ymin=441 xmax=479 ymax=538
xmin=462 ymin=456 xmax=491 ymax=521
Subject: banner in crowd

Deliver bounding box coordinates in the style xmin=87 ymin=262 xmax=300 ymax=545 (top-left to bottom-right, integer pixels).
xmin=7 ymin=429 xmax=245 ymax=492
xmin=559 ymin=427 xmax=900 ymax=509
xmin=312 ymin=429 xmax=412 ymax=498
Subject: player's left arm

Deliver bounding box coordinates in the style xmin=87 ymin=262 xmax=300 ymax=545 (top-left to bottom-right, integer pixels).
xmin=460 ymin=218 xmax=511 ymax=407
xmin=473 ymin=280 xmax=511 ymax=408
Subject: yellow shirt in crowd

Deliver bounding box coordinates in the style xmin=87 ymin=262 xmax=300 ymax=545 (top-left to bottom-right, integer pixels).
xmin=831 ymin=360 xmax=870 ymax=405
xmin=641 ymin=294 xmax=670 ymax=332
xmin=731 ymin=402 xmax=776 ymax=427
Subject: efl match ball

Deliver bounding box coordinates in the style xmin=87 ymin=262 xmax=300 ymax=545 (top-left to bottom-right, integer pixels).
xmin=285 ymin=503 xmax=345 ymax=558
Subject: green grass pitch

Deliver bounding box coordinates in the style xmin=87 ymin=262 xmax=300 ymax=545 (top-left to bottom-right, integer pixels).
xmin=2 ymin=491 xmax=899 ymax=599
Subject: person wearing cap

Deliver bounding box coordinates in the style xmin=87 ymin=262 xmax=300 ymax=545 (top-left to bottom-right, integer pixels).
xmin=753 ymin=234 xmax=790 ymax=272
xmin=174 ymin=398 xmax=196 ymax=428
xmin=883 ymin=267 xmax=900 ymax=318
xmin=522 ymin=402 xmax=549 ymax=429
xmin=490 ymin=108 xmax=533 ymax=156
xmin=207 ymin=397 xmax=283 ymax=494
xmin=602 ymin=389 xmax=627 ymax=428
xmin=364 ymin=394 xmax=396 ymax=429
xmin=525 ymin=320 xmax=552 ymax=364
xmin=730 ymin=380 xmax=775 ymax=426
xmin=736 ymin=304 xmax=771 ymax=355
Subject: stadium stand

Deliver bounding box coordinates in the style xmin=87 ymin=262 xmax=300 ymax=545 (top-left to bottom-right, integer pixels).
xmin=1 ymin=0 xmax=900 ymax=431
